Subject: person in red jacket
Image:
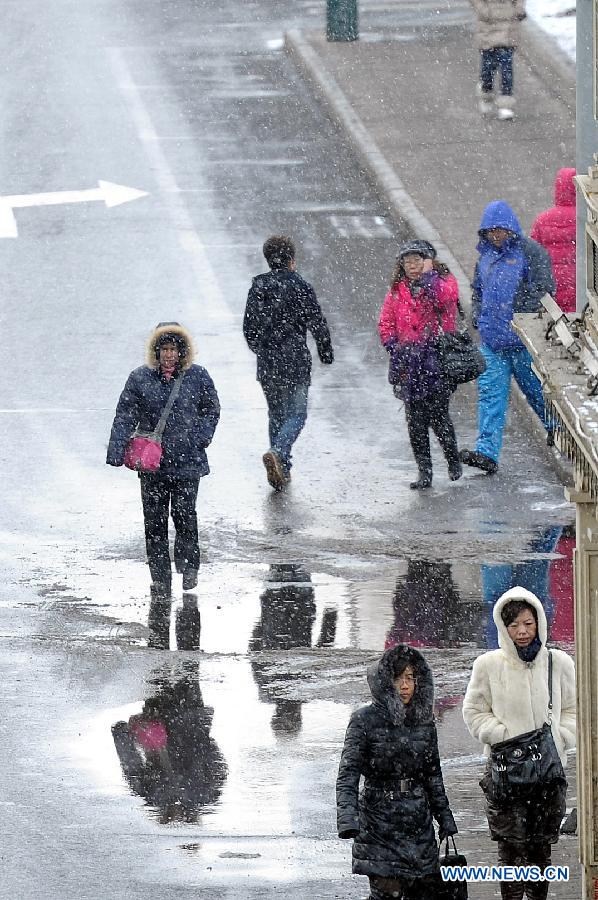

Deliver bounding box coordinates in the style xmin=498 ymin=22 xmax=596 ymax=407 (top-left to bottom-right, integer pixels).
xmin=378 ymin=240 xmax=461 ymax=489
xmin=530 ymin=168 xmax=576 ymax=313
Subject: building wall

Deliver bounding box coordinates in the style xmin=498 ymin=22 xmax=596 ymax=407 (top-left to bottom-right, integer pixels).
xmin=577 ymin=0 xmax=598 ymax=310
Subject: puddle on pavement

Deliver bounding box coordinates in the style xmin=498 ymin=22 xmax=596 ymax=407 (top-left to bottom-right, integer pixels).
xmin=88 ymin=525 xmax=575 ymax=834
xmin=89 ymin=655 xmax=355 ymax=846
xmin=22 ymin=524 xmax=575 ymax=658
xmin=135 ymin=523 xmax=575 ymax=655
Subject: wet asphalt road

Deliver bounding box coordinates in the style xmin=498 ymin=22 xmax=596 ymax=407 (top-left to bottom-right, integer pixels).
xmin=0 ymin=0 xmax=579 ymax=897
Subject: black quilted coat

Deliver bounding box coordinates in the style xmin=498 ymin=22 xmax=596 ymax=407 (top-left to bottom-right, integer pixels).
xmin=336 ymin=645 xmax=457 ymax=878
xmin=243 ymin=268 xmax=333 ymax=386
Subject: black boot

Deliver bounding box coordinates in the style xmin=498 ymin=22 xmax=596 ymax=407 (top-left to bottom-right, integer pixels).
xmin=182 ymin=566 xmax=198 ymax=591
xmin=459 ymin=448 xmax=498 ymax=474
xmin=410 ymin=470 xmax=432 ymax=490
xmin=448 ymin=459 xmax=462 ymax=481
xmin=561 ymin=807 xmax=577 ymax=834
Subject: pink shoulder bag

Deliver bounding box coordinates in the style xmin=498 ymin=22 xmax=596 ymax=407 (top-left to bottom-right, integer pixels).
xmin=124 ymin=374 xmax=184 ymax=472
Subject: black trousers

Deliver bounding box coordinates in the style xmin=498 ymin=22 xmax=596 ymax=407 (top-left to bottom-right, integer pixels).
xmin=404 ymin=392 xmax=459 ymax=475
xmin=497 ymin=840 xmax=552 ymax=900
xmin=140 ymin=473 xmax=200 ymax=585
xmin=369 ymin=872 xmax=441 ymax=899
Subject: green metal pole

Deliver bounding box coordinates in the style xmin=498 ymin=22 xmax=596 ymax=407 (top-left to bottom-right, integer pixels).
xmin=326 ymin=0 xmax=358 ymax=42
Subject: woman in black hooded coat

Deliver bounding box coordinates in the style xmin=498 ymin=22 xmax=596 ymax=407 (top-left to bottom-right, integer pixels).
xmin=336 ymin=645 xmax=457 ymax=900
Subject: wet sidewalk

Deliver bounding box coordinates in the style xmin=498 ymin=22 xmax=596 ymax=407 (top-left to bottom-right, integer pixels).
xmin=286 ymin=2 xmax=575 ymax=287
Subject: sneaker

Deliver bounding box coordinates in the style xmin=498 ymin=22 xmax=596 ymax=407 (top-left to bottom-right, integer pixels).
xmin=495 ymin=94 xmax=515 ymax=120
xmin=262 ymin=449 xmax=285 ymax=490
xmin=459 ymin=449 xmax=498 ymax=474
xmin=410 ymin=472 xmax=432 ymax=490
xmin=448 ymin=460 xmax=463 ymax=481
xmin=497 ymin=107 xmax=514 ymax=121
xmin=182 ymin=567 xmax=198 ymax=591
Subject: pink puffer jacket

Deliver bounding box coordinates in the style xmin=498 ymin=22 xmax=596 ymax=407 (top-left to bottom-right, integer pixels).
xmin=378 ymin=271 xmax=459 ymax=348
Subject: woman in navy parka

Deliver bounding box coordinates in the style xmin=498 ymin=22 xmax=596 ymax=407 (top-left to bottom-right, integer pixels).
xmin=107 ymin=322 xmax=220 ymax=594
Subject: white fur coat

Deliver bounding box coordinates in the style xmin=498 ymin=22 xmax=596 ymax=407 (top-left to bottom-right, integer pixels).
xmin=462 ymin=587 xmax=576 ymax=765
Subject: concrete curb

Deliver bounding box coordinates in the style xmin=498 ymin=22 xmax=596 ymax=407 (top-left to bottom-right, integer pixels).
xmin=285 ymin=28 xmax=472 ymax=311
xmin=285 ymin=27 xmax=573 ymax=486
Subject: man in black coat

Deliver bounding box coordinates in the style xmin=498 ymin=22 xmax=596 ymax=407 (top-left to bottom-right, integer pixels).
xmin=243 ymin=235 xmax=334 ymax=490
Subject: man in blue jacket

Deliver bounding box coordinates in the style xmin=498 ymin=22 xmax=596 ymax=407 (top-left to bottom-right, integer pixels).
xmin=243 ymin=235 xmax=334 ymax=490
xmin=460 ymin=201 xmax=555 ymax=475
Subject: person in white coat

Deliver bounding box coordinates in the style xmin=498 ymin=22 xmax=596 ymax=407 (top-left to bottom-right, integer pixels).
xmin=463 ymin=586 xmax=575 ymax=900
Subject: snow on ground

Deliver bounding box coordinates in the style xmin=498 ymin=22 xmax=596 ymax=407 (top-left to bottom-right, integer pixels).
xmin=528 ymin=0 xmax=576 ymax=62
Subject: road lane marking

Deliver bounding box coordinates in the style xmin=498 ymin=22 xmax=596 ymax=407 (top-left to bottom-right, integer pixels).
xmin=108 ymin=47 xmax=234 ymax=320
xmin=0 ymin=181 xmax=148 ymax=238
xmin=329 ymin=214 xmax=394 ymax=239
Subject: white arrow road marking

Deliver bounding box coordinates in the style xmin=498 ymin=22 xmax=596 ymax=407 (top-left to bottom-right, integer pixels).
xmin=0 ymin=180 xmax=149 ymax=237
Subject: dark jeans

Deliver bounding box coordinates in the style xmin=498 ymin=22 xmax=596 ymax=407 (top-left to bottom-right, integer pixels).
xmin=480 ymin=46 xmax=514 ymax=95
xmin=140 ymin=473 xmax=200 ymax=585
xmin=497 ymin=840 xmax=552 ymax=900
xmin=261 ymin=380 xmax=309 ymax=472
xmin=404 ymin=392 xmax=459 ymax=476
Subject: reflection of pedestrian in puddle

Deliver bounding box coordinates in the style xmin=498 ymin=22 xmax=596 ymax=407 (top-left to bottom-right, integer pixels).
xmin=249 ymin=563 xmax=337 ymax=736
xmin=147 ymin=590 xmax=201 ymax=651
xmin=111 ymin=671 xmax=226 ymax=823
xmin=481 ymin=526 xmax=573 ymax=649
xmin=385 ymin=559 xmax=466 ymax=649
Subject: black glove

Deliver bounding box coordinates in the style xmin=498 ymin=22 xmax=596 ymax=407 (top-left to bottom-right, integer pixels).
xmin=319 ymin=347 xmax=334 ymax=365
xmin=516 ymin=11 xmax=527 ymax=19
xmin=338 ymin=828 xmax=359 ymax=840
xmin=438 ymin=824 xmax=458 ymax=843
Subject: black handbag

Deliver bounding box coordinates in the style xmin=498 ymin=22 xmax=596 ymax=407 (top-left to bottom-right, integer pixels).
xmin=435 ymin=328 xmax=486 ymax=386
xmin=437 ymin=837 xmax=468 ymax=900
xmin=487 ymin=652 xmax=565 ymax=804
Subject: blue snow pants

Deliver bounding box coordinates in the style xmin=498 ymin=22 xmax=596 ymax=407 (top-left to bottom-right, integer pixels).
xmin=475 ymin=344 xmax=546 ymax=463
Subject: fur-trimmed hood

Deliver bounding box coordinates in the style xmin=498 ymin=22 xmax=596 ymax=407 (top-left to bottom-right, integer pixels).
xmin=493 ymin=586 xmax=548 ymax=662
xmin=367 ymin=644 xmax=434 ymax=727
xmin=146 ymin=322 xmax=195 ymax=370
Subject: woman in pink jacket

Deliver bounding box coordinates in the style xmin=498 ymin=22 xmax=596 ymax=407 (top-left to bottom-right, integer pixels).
xmin=530 ymin=168 xmax=576 ymax=313
xmin=378 ymin=240 xmax=461 ymax=490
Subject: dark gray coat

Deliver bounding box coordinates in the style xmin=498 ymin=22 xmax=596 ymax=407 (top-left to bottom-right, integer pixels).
xmin=336 ymin=645 xmax=457 ymax=879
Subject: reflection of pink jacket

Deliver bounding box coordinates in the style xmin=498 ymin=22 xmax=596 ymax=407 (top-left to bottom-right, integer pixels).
xmin=378 ymin=272 xmax=459 ymax=347
xmin=530 ymin=168 xmax=576 ymax=313
xmin=549 ymin=533 xmax=575 ymax=643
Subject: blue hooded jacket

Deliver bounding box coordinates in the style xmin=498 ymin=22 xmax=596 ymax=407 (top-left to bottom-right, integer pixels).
xmin=472 ymin=201 xmax=555 ymax=351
